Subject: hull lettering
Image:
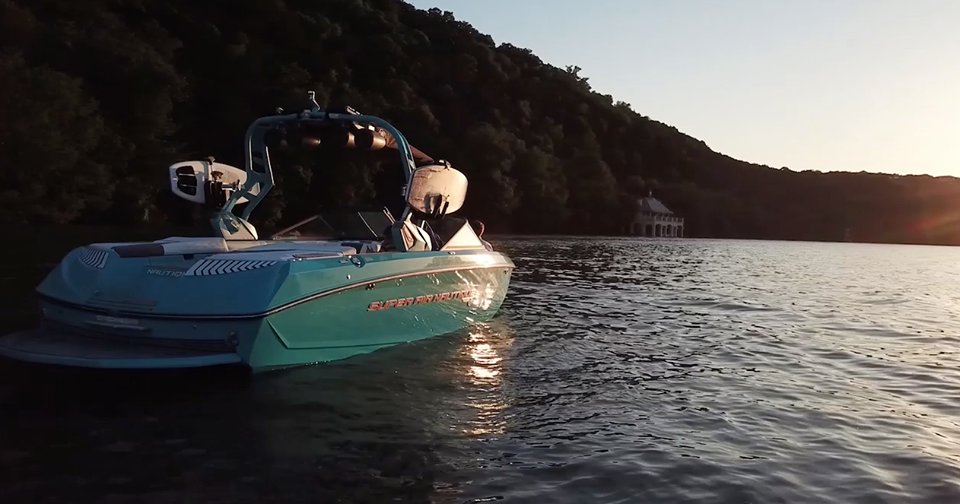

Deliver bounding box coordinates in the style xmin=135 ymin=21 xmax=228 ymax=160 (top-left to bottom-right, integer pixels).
xmin=145 ymin=267 xmax=187 ymax=277
xmin=367 ymin=289 xmax=476 ymax=311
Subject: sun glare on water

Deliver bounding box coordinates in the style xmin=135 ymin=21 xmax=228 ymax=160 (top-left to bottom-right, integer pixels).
xmin=460 ymin=327 xmax=513 ymax=436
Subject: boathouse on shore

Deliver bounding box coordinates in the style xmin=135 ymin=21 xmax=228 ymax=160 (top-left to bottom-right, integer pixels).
xmin=628 ymin=193 xmax=684 ymax=237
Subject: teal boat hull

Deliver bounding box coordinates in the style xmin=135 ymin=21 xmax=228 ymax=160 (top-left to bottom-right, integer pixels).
xmin=0 ymin=243 xmax=514 ymax=372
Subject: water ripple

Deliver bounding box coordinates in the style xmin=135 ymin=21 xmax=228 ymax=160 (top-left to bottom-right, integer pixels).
xmin=4 ymin=237 xmax=960 ymax=503
xmin=456 ymin=238 xmax=960 ymax=503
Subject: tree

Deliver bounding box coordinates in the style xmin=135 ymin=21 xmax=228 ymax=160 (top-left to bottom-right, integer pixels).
xmin=3 ymin=0 xmax=960 ymax=245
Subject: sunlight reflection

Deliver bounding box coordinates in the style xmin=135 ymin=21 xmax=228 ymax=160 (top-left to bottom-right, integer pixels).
xmin=460 ymin=323 xmax=514 ymax=436
xmin=464 ymin=284 xmax=498 ymax=310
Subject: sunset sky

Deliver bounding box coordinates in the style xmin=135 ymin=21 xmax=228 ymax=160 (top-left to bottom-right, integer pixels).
xmin=407 ymin=0 xmax=960 ymax=177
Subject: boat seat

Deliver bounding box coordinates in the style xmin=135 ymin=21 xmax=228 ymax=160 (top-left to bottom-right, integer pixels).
xmin=389 ymin=217 xmax=432 ymax=252
xmin=340 ymin=241 xmax=382 ymax=254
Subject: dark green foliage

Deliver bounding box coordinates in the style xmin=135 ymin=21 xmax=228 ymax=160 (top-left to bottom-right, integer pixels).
xmin=0 ymin=51 xmax=112 ymax=224
xmin=3 ymin=0 xmax=960 ymax=244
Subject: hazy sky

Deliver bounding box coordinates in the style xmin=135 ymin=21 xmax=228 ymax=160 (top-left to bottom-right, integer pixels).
xmin=406 ymin=0 xmax=960 ymax=177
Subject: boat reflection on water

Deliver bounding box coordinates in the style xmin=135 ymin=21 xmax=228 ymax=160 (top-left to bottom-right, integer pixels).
xmin=235 ymin=318 xmax=520 ymax=502
xmin=0 ymin=313 xmax=522 ymax=503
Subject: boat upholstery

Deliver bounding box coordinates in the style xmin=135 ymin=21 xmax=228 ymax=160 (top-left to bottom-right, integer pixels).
xmin=390 ymin=216 xmax=433 ymax=252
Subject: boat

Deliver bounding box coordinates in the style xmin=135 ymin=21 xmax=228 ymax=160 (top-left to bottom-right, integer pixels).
xmin=0 ymin=92 xmax=514 ymax=372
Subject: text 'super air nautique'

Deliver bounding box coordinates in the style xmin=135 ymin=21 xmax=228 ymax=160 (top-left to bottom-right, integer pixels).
xmin=0 ymin=92 xmax=514 ymax=371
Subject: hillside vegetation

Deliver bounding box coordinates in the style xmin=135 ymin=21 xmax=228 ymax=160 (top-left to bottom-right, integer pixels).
xmin=3 ymin=0 xmax=959 ymax=244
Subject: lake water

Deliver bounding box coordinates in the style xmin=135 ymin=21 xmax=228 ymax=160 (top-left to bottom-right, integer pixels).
xmin=3 ymin=235 xmax=960 ymax=503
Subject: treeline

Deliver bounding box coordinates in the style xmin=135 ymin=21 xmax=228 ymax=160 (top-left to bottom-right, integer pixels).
xmin=3 ymin=0 xmax=960 ymax=244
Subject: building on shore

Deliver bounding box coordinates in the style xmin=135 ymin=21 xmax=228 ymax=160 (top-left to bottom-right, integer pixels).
xmin=628 ymin=193 xmax=684 ymax=237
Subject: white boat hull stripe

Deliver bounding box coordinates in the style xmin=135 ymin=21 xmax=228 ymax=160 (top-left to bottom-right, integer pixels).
xmin=78 ymin=247 xmax=109 ymax=269
xmin=186 ymin=259 xmax=278 ymax=276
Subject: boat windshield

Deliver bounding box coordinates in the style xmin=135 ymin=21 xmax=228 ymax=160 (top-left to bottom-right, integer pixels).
xmin=270 ymin=208 xmax=395 ymax=241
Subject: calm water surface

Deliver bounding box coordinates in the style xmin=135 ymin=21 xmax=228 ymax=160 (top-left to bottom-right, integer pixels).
xmin=3 ymin=235 xmax=960 ymax=503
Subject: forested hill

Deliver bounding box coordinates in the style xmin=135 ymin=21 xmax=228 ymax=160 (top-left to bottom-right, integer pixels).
xmin=3 ymin=0 xmax=960 ymax=244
